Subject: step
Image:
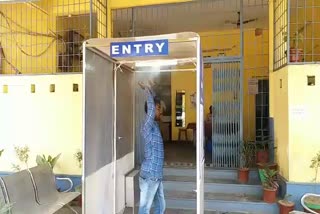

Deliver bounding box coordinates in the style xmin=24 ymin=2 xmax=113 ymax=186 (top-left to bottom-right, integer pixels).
xmin=164 ymin=175 xmax=261 ymax=185
xmin=123 ymin=207 xmax=250 ymax=214
xmin=163 ymin=179 xmax=263 ymax=196
xmin=164 ymin=168 xmax=260 ymax=182
xmin=165 ymin=190 xmax=278 ymax=214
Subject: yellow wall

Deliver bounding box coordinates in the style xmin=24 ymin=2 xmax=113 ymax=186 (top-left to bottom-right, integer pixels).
xmin=272 ymin=64 xmax=320 ymax=182
xmin=171 ymin=29 xmax=269 ymax=141
xmin=0 ymin=2 xmax=56 ymax=74
xmin=110 ymin=0 xmax=191 ymax=9
xmin=288 ymin=64 xmax=320 ymax=182
xmin=0 ymin=74 xmax=82 ymax=175
xmin=270 ymin=66 xmax=290 ymax=180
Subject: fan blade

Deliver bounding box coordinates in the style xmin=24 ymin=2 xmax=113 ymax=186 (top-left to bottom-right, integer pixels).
xmin=243 ymin=18 xmax=258 ymax=24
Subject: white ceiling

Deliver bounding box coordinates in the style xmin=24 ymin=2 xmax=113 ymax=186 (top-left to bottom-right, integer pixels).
xmin=112 ymin=0 xmax=269 ymax=37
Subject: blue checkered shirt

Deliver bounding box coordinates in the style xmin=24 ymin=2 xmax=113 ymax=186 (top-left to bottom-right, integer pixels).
xmin=140 ymin=88 xmax=164 ymax=180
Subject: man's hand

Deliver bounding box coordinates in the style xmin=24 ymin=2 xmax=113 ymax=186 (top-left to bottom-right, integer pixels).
xmin=148 ymin=80 xmax=156 ymax=87
xmin=138 ymin=81 xmax=146 ymax=90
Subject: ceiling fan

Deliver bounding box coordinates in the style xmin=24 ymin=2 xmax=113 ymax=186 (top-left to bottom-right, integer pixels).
xmin=225 ymin=11 xmax=258 ymax=28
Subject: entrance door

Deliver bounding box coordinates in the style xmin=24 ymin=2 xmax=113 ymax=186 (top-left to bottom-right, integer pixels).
xmin=212 ymin=60 xmax=242 ymax=168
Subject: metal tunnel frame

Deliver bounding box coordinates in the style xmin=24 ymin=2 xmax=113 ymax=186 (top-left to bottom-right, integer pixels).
xmin=82 ymin=32 xmax=205 ymax=214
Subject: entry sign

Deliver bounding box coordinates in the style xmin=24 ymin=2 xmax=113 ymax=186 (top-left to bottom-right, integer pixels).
xmin=110 ymin=39 xmax=169 ymax=57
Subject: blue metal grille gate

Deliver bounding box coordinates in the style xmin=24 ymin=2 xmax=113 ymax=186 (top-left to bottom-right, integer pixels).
xmin=212 ymin=60 xmax=242 ymax=168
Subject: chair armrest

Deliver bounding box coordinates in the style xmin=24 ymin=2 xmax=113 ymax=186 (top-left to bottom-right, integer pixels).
xmin=56 ymin=177 xmax=73 ymax=192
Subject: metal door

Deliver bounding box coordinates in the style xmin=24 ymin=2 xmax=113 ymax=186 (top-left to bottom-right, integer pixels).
xmin=114 ymin=66 xmax=135 ymax=212
xmin=212 ymin=60 xmax=242 ymax=168
xmin=83 ymin=49 xmax=115 ymax=213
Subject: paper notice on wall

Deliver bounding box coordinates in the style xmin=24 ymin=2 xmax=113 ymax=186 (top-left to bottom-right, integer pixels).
xmin=290 ymin=106 xmax=307 ymax=120
xmin=248 ymin=78 xmax=258 ymax=95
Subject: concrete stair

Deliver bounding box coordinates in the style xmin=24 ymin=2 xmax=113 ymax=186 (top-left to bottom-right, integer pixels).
xmin=162 ymin=167 xmax=279 ymax=214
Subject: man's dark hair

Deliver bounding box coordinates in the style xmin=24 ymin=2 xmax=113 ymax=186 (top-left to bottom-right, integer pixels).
xmin=209 ymin=105 xmax=212 ymax=114
xmin=145 ymin=96 xmax=161 ymax=114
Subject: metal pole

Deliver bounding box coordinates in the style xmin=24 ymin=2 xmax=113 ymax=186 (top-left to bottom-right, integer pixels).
xmin=113 ymin=64 xmax=117 ymax=214
xmin=82 ymin=42 xmax=87 ymax=214
xmin=196 ymin=37 xmax=204 ymax=214
xmin=90 ymin=0 xmax=93 ymax=38
xmin=287 ymin=0 xmax=291 ymax=64
xmin=131 ymin=8 xmax=135 ymax=37
xmin=240 ymin=0 xmax=244 ymax=145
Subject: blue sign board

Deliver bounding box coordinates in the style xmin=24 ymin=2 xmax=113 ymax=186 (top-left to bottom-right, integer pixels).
xmin=110 ymin=39 xmax=169 ymax=58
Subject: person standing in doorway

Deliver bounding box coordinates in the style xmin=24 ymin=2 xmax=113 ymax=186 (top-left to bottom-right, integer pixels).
xmin=138 ymin=80 xmax=165 ymax=214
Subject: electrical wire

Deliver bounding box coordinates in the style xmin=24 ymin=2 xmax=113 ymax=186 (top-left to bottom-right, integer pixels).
xmin=0 ymin=10 xmax=64 ymax=58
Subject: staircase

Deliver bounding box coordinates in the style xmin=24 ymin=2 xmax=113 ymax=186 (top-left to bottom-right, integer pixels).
xmin=162 ymin=167 xmax=278 ymax=214
xmin=124 ymin=167 xmax=278 ymax=214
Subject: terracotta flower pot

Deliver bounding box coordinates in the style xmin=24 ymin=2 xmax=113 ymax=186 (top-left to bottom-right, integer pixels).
xmin=256 ymin=150 xmax=269 ymax=164
xmin=278 ymin=200 xmax=295 ymax=214
xmin=263 ymin=188 xmax=277 ymax=203
xmin=238 ymin=168 xmax=249 ymax=184
xmin=257 ymin=162 xmax=278 ymax=170
xmin=268 ymin=163 xmax=278 ymax=171
xmin=290 ymin=48 xmax=303 ymax=62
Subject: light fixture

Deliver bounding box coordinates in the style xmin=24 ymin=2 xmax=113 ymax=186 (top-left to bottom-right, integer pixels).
xmin=0 ymin=0 xmax=39 ymax=3
xmin=135 ymin=60 xmax=178 ymax=67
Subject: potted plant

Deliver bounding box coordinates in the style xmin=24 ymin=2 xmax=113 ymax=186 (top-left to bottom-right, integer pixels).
xmin=11 ymin=145 xmax=30 ymax=171
xmin=302 ymin=151 xmax=320 ymax=213
xmin=283 ymin=28 xmax=304 ymax=62
xmin=256 ymin=143 xmax=268 ymax=164
xmin=238 ymin=143 xmax=252 ymax=184
xmin=0 ymin=198 xmax=12 ymax=214
xmin=262 ymin=168 xmax=279 ymax=203
xmin=74 ymin=150 xmax=82 ymax=168
xmin=278 ymin=194 xmax=295 ymax=214
xmin=36 ymin=153 xmax=61 ymax=169
xmin=74 ymin=150 xmax=83 ymax=207
xmin=289 ymin=30 xmax=304 ymax=62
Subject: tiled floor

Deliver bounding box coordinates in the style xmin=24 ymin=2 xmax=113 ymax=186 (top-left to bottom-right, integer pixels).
xmin=164 ymin=141 xmax=196 ymax=164
xmin=164 ymin=141 xmax=212 ymax=165
xmin=55 ymin=206 xmax=81 ymax=214
xmin=123 ymin=207 xmax=250 ymax=214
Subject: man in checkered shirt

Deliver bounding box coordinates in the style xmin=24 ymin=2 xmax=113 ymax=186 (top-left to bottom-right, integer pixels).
xmin=138 ymin=80 xmax=165 ymax=214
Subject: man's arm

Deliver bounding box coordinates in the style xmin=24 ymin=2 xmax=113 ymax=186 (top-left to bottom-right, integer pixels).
xmin=141 ymin=87 xmax=155 ymax=139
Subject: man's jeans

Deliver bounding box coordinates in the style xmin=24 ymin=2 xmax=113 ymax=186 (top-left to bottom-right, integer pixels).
xmin=138 ymin=176 xmax=166 ymax=214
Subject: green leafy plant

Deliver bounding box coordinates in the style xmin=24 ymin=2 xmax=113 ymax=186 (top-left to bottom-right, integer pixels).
xmin=291 ymin=30 xmax=304 ymax=49
xmin=261 ymin=168 xmax=279 ymax=190
xmin=0 ymin=198 xmax=12 ymax=214
xmin=282 ymin=28 xmax=304 ymax=48
xmin=36 ymin=153 xmax=61 ymax=169
xmin=11 ymin=145 xmax=30 ymax=171
xmin=75 ymin=184 xmax=82 ymax=193
xmin=74 ymin=150 xmax=82 ymax=168
xmin=310 ymin=151 xmax=320 ymax=183
xmin=278 ymin=194 xmax=295 ymax=206
xmin=0 ymin=149 xmax=3 ymax=158
xmin=240 ymin=143 xmax=253 ymax=169
xmin=282 ymin=194 xmax=292 ymax=203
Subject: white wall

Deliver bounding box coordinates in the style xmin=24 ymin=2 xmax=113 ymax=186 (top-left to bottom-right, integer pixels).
xmin=0 ymin=74 xmax=82 ymax=175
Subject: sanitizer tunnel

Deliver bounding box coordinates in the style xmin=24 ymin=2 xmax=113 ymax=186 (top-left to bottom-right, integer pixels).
xmin=82 ymin=32 xmax=205 ymax=214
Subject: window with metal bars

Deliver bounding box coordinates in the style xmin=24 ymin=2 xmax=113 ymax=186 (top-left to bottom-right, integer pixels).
xmin=0 ymin=0 xmax=107 ymax=74
xmin=274 ymin=0 xmax=320 ymax=70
